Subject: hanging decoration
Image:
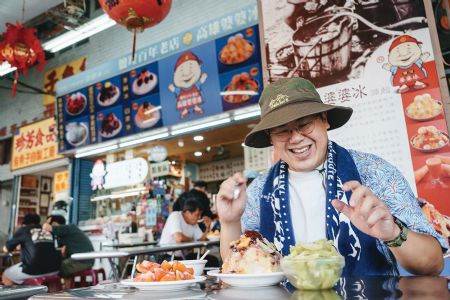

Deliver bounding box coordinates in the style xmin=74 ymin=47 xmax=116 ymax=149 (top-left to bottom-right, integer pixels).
xmin=0 ymin=22 xmax=46 ymax=96
xmin=98 ymin=0 xmax=172 ymax=60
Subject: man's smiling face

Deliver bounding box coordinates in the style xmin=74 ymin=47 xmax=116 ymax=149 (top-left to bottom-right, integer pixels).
xmin=388 ymin=42 xmax=421 ymax=68
xmin=173 ymin=60 xmax=201 ymax=88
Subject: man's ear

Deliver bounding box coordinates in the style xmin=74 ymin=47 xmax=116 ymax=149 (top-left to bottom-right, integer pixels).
xmin=321 ymin=113 xmax=330 ymax=129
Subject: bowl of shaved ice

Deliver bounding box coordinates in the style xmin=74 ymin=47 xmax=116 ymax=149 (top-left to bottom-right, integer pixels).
xmin=281 ymin=239 xmax=345 ymax=290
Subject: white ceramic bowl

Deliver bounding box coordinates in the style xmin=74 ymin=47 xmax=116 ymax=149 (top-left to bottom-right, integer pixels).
xmin=180 ymin=260 xmax=207 ymax=276
xmin=207 ymin=269 xmax=285 ymax=288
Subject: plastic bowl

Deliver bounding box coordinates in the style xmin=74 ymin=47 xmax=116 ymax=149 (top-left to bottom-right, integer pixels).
xmin=180 ymin=260 xmax=207 ymax=276
xmin=206 ymin=235 xmax=220 ymax=242
xmin=281 ymin=255 xmax=345 ymax=290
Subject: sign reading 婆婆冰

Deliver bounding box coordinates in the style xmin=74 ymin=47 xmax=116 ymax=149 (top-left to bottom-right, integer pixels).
xmin=56 ymin=3 xmax=262 ymax=153
xmin=258 ymin=1 xmax=450 ymax=240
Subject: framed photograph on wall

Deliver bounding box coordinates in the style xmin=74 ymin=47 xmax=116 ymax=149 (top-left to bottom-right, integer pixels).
xmin=41 ymin=177 xmax=52 ymax=193
xmin=40 ymin=193 xmax=50 ymax=208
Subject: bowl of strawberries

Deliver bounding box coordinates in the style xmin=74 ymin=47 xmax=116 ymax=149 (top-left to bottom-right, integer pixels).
xmin=66 ymin=92 xmax=87 ymax=116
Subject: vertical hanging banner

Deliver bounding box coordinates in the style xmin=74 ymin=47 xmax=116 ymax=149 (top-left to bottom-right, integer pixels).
xmin=54 ymin=170 xmax=69 ymax=203
xmin=259 ymin=1 xmax=450 ymax=242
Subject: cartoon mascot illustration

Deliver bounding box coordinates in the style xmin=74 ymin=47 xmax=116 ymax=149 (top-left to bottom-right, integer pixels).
xmin=168 ymin=51 xmax=208 ymax=119
xmin=90 ymin=159 xmax=107 ymax=190
xmin=383 ymin=35 xmax=430 ymax=93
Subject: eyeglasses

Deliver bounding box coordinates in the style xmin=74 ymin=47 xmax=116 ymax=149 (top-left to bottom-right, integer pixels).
xmin=269 ymin=115 xmax=320 ymax=142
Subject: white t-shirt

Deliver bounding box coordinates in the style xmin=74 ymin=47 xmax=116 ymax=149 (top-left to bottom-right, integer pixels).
xmin=159 ymin=211 xmax=203 ymax=256
xmin=288 ymin=169 xmax=326 ymax=244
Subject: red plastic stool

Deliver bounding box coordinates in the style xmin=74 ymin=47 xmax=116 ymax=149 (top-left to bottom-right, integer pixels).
xmin=23 ymin=274 xmax=62 ymax=291
xmin=94 ymin=268 xmax=106 ymax=283
xmin=72 ymin=269 xmax=98 ymax=288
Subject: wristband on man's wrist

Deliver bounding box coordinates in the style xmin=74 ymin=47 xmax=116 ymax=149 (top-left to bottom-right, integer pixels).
xmin=383 ymin=217 xmax=409 ymax=248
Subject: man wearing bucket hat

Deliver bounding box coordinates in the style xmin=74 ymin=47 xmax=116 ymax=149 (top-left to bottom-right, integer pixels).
xmin=217 ymin=77 xmax=446 ymax=276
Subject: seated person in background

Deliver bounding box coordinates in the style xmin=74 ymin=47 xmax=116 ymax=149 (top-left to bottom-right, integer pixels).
xmin=159 ymin=197 xmax=219 ymax=267
xmin=43 ymin=215 xmax=94 ymax=289
xmin=173 ymin=181 xmax=214 ymax=231
xmin=2 ymin=214 xmax=61 ymax=285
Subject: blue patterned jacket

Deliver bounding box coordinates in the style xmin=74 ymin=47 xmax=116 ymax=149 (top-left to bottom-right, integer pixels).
xmin=242 ymin=148 xmax=448 ymax=273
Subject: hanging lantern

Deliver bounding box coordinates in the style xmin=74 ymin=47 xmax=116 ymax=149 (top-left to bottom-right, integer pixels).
xmin=98 ymin=0 xmax=172 ymax=60
xmin=0 ymin=22 xmax=46 ymax=96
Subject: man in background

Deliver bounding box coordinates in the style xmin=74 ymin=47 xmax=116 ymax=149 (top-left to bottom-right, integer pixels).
xmin=173 ymin=181 xmax=214 ymax=231
xmin=43 ymin=215 xmax=94 ymax=289
xmin=160 ymin=198 xmax=208 ymax=248
xmin=160 ymin=197 xmax=219 ymax=266
xmin=2 ymin=214 xmax=61 ymax=285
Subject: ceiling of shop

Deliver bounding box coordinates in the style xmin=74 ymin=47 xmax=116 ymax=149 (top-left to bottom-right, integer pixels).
xmin=118 ymin=120 xmax=258 ymax=165
xmin=0 ymin=0 xmax=94 ymax=42
xmin=0 ymin=1 xmax=64 ymax=32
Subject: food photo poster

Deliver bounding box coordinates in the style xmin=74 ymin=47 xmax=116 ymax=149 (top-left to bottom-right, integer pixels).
xmin=259 ymin=1 xmax=450 ymax=243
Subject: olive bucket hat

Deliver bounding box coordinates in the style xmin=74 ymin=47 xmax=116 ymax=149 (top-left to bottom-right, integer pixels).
xmin=244 ymin=77 xmax=353 ymax=148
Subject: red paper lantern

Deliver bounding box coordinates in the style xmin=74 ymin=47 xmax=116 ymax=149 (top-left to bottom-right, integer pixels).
xmin=98 ymin=0 xmax=172 ymax=59
xmin=0 ymin=22 xmax=46 ymax=96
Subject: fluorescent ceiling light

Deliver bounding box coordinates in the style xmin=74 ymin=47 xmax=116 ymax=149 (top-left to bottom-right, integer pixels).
xmin=119 ymin=132 xmax=169 ymax=148
xmin=0 ymin=62 xmax=17 ymax=77
xmin=234 ymin=110 xmax=261 ymax=121
xmin=75 ymin=144 xmax=118 ymax=158
xmin=171 ymin=117 xmax=231 ymax=136
xmin=42 ymin=14 xmax=116 ymax=53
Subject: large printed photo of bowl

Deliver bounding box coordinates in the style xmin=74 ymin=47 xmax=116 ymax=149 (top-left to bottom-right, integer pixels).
xmin=97 ymin=81 xmax=121 ymax=106
xmin=96 ymin=106 xmax=124 ymax=140
xmin=222 ymin=71 xmax=259 ymax=104
xmin=65 ymin=92 xmax=87 ymax=116
xmin=99 ymin=112 xmax=122 ymax=138
xmin=405 ymin=93 xmax=443 ymax=122
xmin=133 ymin=100 xmax=161 ymax=129
xmin=410 ymin=126 xmax=449 ymax=153
xmin=259 ymin=0 xmax=428 ymax=86
xmin=219 ymin=33 xmax=255 ymax=65
xmin=132 ymin=69 xmax=158 ymax=96
xmin=219 ymin=64 xmax=263 ymax=111
xmin=65 ymin=122 xmax=88 ymax=147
